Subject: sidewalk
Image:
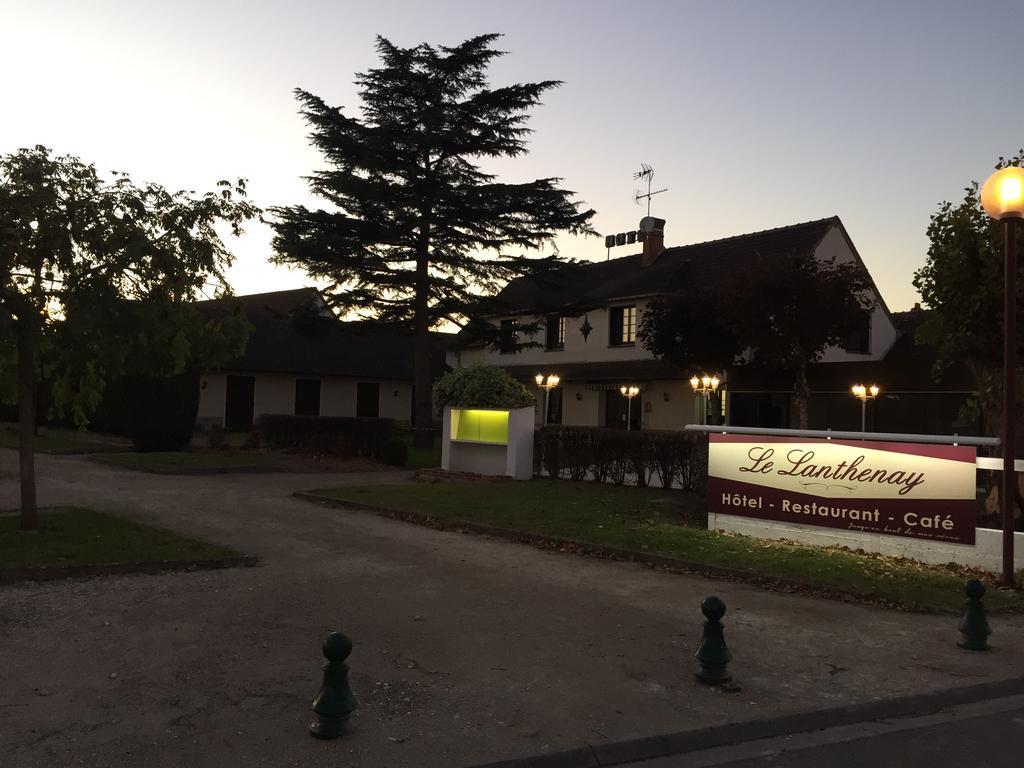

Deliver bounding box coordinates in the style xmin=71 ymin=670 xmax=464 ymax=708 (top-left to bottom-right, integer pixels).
xmin=3 ymin=449 xmax=1023 ymax=767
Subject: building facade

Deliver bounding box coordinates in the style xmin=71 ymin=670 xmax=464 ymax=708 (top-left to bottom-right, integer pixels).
xmin=450 ymin=217 xmax=970 ymax=434
xmin=196 ymin=289 xmax=446 ymax=431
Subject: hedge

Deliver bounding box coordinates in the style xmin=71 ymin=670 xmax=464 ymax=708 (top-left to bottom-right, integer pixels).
xmin=533 ymin=427 xmax=708 ymax=491
xmin=256 ymin=415 xmax=395 ymax=457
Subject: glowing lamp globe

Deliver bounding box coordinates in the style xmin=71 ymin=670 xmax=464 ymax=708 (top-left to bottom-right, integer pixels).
xmin=981 ymin=167 xmax=1024 ymax=220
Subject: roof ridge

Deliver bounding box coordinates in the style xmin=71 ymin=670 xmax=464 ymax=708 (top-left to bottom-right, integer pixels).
xmin=663 ymin=216 xmax=840 ymax=254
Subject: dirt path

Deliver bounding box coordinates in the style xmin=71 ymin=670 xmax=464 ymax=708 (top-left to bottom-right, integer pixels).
xmin=2 ymin=449 xmax=1022 ymax=768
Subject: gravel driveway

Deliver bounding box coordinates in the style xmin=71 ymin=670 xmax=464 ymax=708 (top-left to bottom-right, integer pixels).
xmin=2 ymin=449 xmax=1023 ymax=768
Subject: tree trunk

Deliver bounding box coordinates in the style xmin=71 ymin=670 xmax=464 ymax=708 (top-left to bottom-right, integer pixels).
xmin=412 ymin=247 xmax=434 ymax=450
xmin=17 ymin=323 xmax=39 ymax=531
xmin=793 ymin=364 xmax=810 ymax=430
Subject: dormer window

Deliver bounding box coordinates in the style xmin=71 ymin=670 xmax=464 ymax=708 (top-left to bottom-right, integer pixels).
xmin=545 ymin=314 xmax=565 ymax=350
xmin=609 ymin=305 xmax=637 ymax=346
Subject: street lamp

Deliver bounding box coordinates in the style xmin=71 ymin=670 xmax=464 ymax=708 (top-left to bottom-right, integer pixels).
xmin=619 ymin=385 xmax=640 ymax=430
xmin=850 ymin=383 xmax=880 ymax=432
xmin=981 ymin=165 xmax=1024 ymax=586
xmin=690 ymin=374 xmax=721 ymax=425
xmin=535 ymin=373 xmax=560 ymax=427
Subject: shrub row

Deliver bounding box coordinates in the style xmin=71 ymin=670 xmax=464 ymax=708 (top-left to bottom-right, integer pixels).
xmin=257 ymin=415 xmax=395 ymax=457
xmin=533 ymin=426 xmax=708 ymax=491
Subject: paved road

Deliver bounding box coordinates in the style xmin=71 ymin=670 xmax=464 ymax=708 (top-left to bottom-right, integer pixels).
xmin=3 ymin=449 xmax=1024 ymax=768
xmin=634 ymin=694 xmax=1024 ymax=767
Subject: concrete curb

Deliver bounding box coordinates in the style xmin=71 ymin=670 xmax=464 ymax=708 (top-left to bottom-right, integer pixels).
xmin=0 ymin=555 xmax=259 ymax=586
xmin=465 ymin=676 xmax=1024 ymax=768
xmin=293 ymin=492 xmax=1009 ymax=614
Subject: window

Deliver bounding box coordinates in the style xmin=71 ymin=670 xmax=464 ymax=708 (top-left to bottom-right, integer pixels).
xmin=546 ymin=387 xmax=563 ymax=424
xmin=294 ymin=378 xmax=321 ymax=417
xmin=225 ymin=375 xmax=255 ymax=430
xmin=356 ymin=382 xmax=380 ymax=417
xmin=844 ymin=310 xmax=872 ymax=354
xmin=545 ymin=314 xmax=565 ymax=350
xmin=609 ymin=305 xmax=637 ymax=346
xmin=499 ymin=319 xmax=518 ymax=354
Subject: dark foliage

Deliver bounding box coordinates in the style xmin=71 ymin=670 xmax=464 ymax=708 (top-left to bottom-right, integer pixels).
xmin=257 ymin=415 xmax=394 ymax=457
xmin=380 ymin=437 xmax=409 ymax=467
xmin=533 ymin=427 xmax=708 ymax=491
xmin=115 ymin=370 xmax=201 ymax=452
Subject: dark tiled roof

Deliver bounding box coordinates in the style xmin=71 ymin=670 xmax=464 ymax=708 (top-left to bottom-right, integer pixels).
xmin=196 ymin=288 xmax=450 ymax=380
xmin=490 ymin=217 xmax=840 ymax=314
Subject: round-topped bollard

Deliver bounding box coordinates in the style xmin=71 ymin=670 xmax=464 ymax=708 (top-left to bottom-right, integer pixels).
xmin=310 ymin=631 xmax=358 ymax=739
xmin=694 ymin=596 xmax=733 ymax=685
xmin=958 ymin=579 xmax=992 ymax=652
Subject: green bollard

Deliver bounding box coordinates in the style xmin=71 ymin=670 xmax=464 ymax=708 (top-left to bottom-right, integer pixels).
xmin=958 ymin=579 xmax=992 ymax=652
xmin=310 ymin=631 xmax=358 ymax=739
xmin=694 ymin=596 xmax=733 ymax=685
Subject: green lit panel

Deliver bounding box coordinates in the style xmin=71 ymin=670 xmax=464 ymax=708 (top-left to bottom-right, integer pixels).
xmin=452 ymin=408 xmax=509 ymax=444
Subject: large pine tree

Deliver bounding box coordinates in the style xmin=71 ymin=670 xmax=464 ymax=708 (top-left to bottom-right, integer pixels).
xmin=271 ymin=34 xmax=595 ymax=446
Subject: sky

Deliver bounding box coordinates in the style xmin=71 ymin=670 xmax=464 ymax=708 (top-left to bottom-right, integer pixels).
xmin=2 ymin=0 xmax=1021 ymax=311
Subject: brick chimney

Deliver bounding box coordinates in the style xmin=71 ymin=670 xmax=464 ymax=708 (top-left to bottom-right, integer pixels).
xmin=639 ymin=217 xmax=666 ymax=266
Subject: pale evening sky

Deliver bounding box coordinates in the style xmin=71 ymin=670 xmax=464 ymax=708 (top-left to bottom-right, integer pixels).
xmin=2 ymin=0 xmax=1021 ymax=311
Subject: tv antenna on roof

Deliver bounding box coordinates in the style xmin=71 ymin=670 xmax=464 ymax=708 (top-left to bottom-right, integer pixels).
xmin=633 ymin=163 xmax=668 ymax=216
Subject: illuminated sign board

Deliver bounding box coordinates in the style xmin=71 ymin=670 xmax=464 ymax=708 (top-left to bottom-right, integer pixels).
xmin=708 ymin=435 xmax=977 ymax=545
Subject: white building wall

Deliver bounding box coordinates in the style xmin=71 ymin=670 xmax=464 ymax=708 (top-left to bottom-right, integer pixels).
xmin=197 ymin=372 xmax=413 ymax=427
xmin=458 ymin=303 xmax=655 ymax=368
xmin=197 ymin=373 xmax=226 ymax=425
xmin=321 ymin=378 xmax=356 ymax=417
xmin=253 ymin=373 xmax=295 ymax=417
xmin=813 ymin=226 xmax=898 ymax=363
xmin=642 ymin=381 xmax=702 ymax=431
xmin=378 ymin=381 xmax=413 ymax=423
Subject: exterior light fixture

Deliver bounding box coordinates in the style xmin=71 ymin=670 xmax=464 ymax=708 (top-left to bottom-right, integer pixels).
xmin=850 ymin=383 xmax=880 ymax=432
xmin=619 ymin=385 xmax=640 ymax=430
xmin=690 ymin=373 xmax=722 ymax=425
xmin=535 ymin=373 xmax=560 ymax=427
xmin=981 ymin=165 xmax=1024 ymax=586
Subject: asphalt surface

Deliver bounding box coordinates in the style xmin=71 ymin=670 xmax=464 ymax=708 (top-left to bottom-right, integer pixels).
xmin=3 ymin=449 xmax=1024 ymax=767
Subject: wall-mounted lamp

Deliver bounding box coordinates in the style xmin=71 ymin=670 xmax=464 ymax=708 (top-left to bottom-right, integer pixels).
xmin=663 ymin=392 xmax=670 ymax=403
xmin=575 ymin=392 xmax=583 ymax=401
xmin=535 ymin=373 xmax=561 ymax=427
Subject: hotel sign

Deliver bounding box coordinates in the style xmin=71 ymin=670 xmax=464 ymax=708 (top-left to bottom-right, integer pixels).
xmin=708 ymin=435 xmax=977 ymax=545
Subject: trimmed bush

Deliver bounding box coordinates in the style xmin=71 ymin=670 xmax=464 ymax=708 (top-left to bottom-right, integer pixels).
xmin=257 ymin=415 xmax=394 ymax=457
xmin=535 ymin=427 xmax=708 ymax=491
xmin=380 ymin=437 xmax=409 ymax=467
xmin=433 ymin=364 xmax=535 ymax=409
xmin=122 ymin=370 xmax=201 ymax=452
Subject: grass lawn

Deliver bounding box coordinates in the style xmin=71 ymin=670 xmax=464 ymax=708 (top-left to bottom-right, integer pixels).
xmin=311 ymin=479 xmax=1024 ymax=612
xmin=0 ymin=507 xmax=239 ymax=570
xmin=396 ymin=432 xmax=442 ymax=469
xmin=0 ymin=424 xmax=130 ymax=455
xmin=92 ymin=450 xmax=280 ymax=474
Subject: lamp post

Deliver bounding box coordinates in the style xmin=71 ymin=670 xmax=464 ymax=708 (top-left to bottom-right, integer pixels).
xmin=535 ymin=373 xmax=560 ymax=427
xmin=850 ymin=383 xmax=880 ymax=433
xmin=619 ymin=385 xmax=640 ymax=430
xmin=981 ymin=165 xmax=1024 ymax=586
xmin=690 ymin=374 xmax=721 ymax=425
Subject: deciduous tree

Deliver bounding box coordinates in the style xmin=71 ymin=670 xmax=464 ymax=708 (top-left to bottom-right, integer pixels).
xmin=913 ymin=149 xmax=1024 ymax=441
xmin=0 ymin=145 xmax=258 ymax=530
